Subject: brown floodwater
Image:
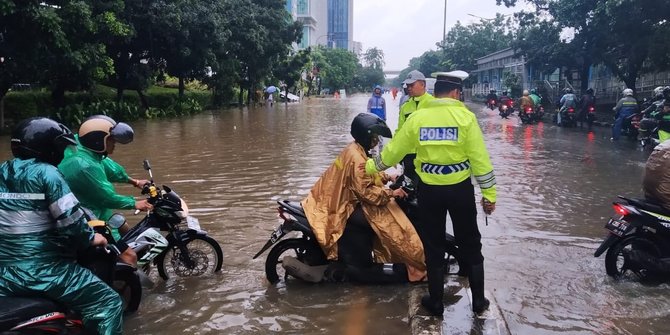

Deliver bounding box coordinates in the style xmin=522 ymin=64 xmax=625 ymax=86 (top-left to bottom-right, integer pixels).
xmin=0 ymin=94 xmax=667 ymax=334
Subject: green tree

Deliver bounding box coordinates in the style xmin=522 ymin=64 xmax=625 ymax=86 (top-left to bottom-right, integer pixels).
xmin=362 ymin=47 xmax=385 ymax=70
xmin=273 ymin=48 xmax=311 ymax=101
xmin=314 ymin=47 xmax=359 ymax=92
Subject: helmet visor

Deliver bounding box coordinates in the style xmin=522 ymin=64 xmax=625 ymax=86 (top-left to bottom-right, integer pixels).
xmin=110 ymin=122 xmax=134 ymax=144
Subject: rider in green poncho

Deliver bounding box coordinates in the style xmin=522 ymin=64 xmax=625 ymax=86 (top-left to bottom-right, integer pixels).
xmin=0 ymin=117 xmax=123 ymax=335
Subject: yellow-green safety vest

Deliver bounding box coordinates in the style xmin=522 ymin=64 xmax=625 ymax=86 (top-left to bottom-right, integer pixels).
xmin=366 ymin=97 xmax=497 ymax=202
xmin=397 ymin=92 xmax=434 ymax=134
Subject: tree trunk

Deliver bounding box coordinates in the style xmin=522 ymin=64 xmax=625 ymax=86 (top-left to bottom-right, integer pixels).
xmin=238 ymin=85 xmax=244 ymax=106
xmin=178 ymin=77 xmax=185 ymax=99
xmin=0 ymin=86 xmax=8 ymax=133
xmin=51 ymin=85 xmax=66 ymax=111
xmin=137 ymin=90 xmax=149 ymax=111
xmin=580 ymin=62 xmax=591 ymax=93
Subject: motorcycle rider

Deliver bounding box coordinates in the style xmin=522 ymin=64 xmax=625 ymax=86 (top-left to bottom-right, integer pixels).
xmin=498 ymin=90 xmax=512 ymax=118
xmin=638 ymin=86 xmax=667 ymax=143
xmin=558 ymin=87 xmax=578 ymax=126
xmin=657 ymin=98 xmax=670 ymax=143
xmin=365 ymin=71 xmax=497 ymax=316
xmin=578 ymin=88 xmax=596 ymax=128
xmin=611 ymin=88 xmax=639 ymax=141
xmin=529 ymin=88 xmax=542 ymax=107
xmin=59 ymin=115 xmax=152 ymax=266
xmin=286 ymin=113 xmax=427 ymax=284
xmin=520 ymin=89 xmax=534 ymax=111
xmin=485 ymin=89 xmax=498 ymax=107
xmin=0 ymin=117 xmax=123 ymax=335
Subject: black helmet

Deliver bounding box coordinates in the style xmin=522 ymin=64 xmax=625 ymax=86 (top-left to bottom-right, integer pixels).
xmin=586 ymin=88 xmax=594 ymax=94
xmin=79 ymin=115 xmax=134 ymax=154
xmin=11 ymin=117 xmax=76 ymax=166
xmin=351 ymin=113 xmax=392 ymax=151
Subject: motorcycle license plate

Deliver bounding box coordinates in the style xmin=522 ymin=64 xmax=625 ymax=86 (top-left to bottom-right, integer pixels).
xmin=186 ymin=216 xmax=202 ymax=231
xmin=605 ymin=218 xmax=628 ymax=237
xmin=270 ymin=224 xmax=285 ymax=244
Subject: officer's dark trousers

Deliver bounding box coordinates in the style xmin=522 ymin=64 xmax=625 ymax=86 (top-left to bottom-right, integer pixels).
xmin=416 ymin=178 xmax=484 ymax=303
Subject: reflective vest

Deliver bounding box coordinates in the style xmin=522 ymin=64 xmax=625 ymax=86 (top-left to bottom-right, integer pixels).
xmin=397 ymin=92 xmax=434 ymax=133
xmin=366 ymin=98 xmax=497 ymax=202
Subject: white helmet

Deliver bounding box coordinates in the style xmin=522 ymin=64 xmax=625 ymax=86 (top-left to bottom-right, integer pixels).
xmin=622 ymin=88 xmax=634 ymax=97
xmin=653 ymin=86 xmax=665 ymax=98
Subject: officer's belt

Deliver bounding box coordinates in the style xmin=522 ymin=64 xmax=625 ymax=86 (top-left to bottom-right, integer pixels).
xmin=421 ymin=161 xmax=470 ymax=175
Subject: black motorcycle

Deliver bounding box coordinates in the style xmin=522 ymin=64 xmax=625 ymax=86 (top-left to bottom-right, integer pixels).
xmin=584 ymin=105 xmax=596 ymax=129
xmin=558 ymin=106 xmax=578 ymax=127
xmin=253 ymin=174 xmax=463 ymax=284
xmin=0 ymin=218 xmax=138 ymax=333
xmin=519 ymin=106 xmax=536 ymax=124
xmin=128 ymin=160 xmax=223 ymax=280
xmin=594 ymin=196 xmax=670 ymax=282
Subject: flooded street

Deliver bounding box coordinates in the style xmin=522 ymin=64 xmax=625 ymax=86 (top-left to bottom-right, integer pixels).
xmin=1 ymin=94 xmax=668 ymax=334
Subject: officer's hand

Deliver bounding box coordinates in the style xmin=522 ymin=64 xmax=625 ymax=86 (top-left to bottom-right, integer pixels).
xmin=91 ymin=233 xmax=108 ymax=247
xmin=481 ymin=197 xmax=496 ymax=215
xmin=392 ymin=188 xmax=408 ymax=199
xmin=135 ymin=199 xmax=153 ymax=212
xmin=382 ymin=173 xmax=398 ymax=184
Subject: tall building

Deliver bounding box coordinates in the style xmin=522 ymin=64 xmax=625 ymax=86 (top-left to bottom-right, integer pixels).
xmin=287 ymin=0 xmax=328 ymax=49
xmin=327 ymin=0 xmax=353 ymax=51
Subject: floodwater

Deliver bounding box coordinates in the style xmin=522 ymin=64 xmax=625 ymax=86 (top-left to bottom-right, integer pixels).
xmin=0 ymin=94 xmax=667 ymax=334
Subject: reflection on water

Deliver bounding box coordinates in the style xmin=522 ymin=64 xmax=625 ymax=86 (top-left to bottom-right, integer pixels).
xmin=0 ymin=95 xmax=667 ymax=334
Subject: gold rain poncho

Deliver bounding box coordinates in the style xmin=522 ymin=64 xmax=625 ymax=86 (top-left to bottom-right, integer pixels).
xmin=301 ymin=142 xmax=426 ymax=282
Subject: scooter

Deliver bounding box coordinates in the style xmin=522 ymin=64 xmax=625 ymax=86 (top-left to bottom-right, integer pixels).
xmin=253 ymin=174 xmax=463 ymax=284
xmin=594 ymin=196 xmax=670 ymax=283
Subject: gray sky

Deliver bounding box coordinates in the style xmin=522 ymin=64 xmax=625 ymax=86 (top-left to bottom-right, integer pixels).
xmin=353 ymin=0 xmax=524 ymax=71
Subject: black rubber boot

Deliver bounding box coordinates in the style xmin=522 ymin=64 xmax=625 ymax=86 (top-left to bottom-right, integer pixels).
xmin=469 ymin=263 xmax=490 ymax=314
xmin=345 ymin=263 xmax=409 ymax=284
xmin=421 ymin=266 xmax=445 ymax=316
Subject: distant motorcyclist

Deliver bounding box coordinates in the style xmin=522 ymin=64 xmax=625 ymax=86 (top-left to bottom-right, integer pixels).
xmin=0 ymin=117 xmax=123 ymax=335
xmin=529 ymin=88 xmax=542 ymax=107
xmin=519 ymin=89 xmax=534 ymax=111
xmin=656 ymin=99 xmax=670 ymax=143
xmin=611 ymin=88 xmax=639 ymax=141
xmin=287 ymin=113 xmax=427 ymax=284
xmin=577 ymin=88 xmax=596 ymax=128
xmin=485 ymin=89 xmax=498 ymax=107
xmin=498 ymin=90 xmax=512 ymax=118
xmin=558 ymin=87 xmax=578 ymax=126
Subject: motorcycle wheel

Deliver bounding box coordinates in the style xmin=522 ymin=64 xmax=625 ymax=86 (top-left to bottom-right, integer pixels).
xmin=113 ymin=267 xmax=142 ymax=314
xmin=605 ymin=236 xmax=661 ymax=281
xmin=156 ymin=235 xmax=223 ymax=280
xmin=265 ymin=238 xmax=326 ymax=284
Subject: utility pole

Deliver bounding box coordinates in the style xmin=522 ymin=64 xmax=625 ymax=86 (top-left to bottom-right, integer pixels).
xmin=443 ymin=0 xmax=447 ymax=43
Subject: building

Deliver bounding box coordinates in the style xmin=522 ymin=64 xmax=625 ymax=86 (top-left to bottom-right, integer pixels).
xmin=287 ymin=0 xmax=328 ymax=49
xmin=471 ymin=48 xmax=527 ymax=96
xmin=327 ymin=0 xmax=353 ymax=51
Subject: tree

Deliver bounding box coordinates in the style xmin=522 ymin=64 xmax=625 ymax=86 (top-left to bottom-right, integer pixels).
xmin=314 ymin=47 xmax=359 ymax=92
xmin=362 ymin=47 xmax=385 ymax=70
xmin=273 ymin=48 xmax=311 ymax=102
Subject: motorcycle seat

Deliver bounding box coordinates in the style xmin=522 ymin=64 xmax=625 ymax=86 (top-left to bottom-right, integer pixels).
xmin=280 ymin=200 xmax=306 ymax=217
xmin=624 ymin=197 xmax=670 ymax=217
xmin=0 ymin=297 xmax=64 ymax=330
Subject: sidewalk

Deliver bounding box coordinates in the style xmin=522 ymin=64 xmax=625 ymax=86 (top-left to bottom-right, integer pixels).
xmin=408 ymin=275 xmax=511 ymax=335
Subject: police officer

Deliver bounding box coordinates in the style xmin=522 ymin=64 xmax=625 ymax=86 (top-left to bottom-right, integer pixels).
xmin=364 ymin=70 xmax=497 ymax=316
xmin=398 ymin=70 xmax=435 ymax=183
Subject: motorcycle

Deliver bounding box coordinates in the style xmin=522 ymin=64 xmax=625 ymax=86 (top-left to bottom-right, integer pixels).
xmin=585 ymin=105 xmax=596 ymax=129
xmin=126 ymin=160 xmax=223 ymax=280
xmin=519 ymin=106 xmax=535 ymax=124
xmin=621 ymin=112 xmax=642 ymax=141
xmin=594 ymin=196 xmax=670 ymax=283
xmin=498 ymin=99 xmax=514 ymax=119
xmin=253 ymin=174 xmax=463 ymax=284
xmin=486 ymin=99 xmax=497 ymax=111
xmin=534 ymin=105 xmax=545 ymax=122
xmin=0 ymin=218 xmax=138 ymax=333
xmin=559 ymin=106 xmax=577 ymax=127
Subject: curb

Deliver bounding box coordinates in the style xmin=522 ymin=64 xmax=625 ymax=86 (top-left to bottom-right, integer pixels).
xmin=409 ymin=276 xmax=511 ymax=335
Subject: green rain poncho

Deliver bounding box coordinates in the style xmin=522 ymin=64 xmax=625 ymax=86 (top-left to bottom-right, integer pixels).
xmin=0 ymin=158 xmax=123 ymax=335
xmin=58 ymin=141 xmax=135 ymax=239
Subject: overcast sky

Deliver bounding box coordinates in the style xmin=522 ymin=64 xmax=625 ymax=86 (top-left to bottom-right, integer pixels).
xmin=353 ymin=0 xmax=525 ymax=71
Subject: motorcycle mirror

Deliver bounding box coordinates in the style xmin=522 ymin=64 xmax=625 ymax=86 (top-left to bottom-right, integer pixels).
xmin=143 ymin=159 xmax=151 ymax=171
xmin=107 ymin=214 xmax=126 ymax=229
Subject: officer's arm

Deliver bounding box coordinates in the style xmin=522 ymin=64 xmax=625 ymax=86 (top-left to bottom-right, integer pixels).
xmin=463 ymin=118 xmax=497 ymax=203
xmin=396 ymin=104 xmax=407 ymax=135
xmin=44 ymin=171 xmax=94 ymax=250
xmin=365 ymin=118 xmax=414 ymax=175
